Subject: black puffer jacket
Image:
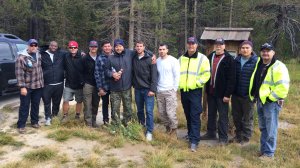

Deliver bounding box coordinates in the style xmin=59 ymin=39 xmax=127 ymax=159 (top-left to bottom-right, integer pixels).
xmin=41 ymin=49 xmax=66 ymax=85
xmin=64 ymin=52 xmax=84 ymax=89
xmin=82 ymin=54 xmax=97 ymax=87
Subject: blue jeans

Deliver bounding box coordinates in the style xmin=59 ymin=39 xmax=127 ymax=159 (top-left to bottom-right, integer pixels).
xmin=257 ymin=100 xmax=281 ymax=157
xmin=181 ymin=89 xmax=202 ymax=145
xmin=17 ymin=88 xmax=43 ymax=128
xmin=134 ymin=88 xmax=154 ymax=133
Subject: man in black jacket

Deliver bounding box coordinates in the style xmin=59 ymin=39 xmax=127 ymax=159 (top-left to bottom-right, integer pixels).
xmin=201 ymin=38 xmax=236 ymax=144
xmin=82 ymin=41 xmax=100 ymax=127
xmin=41 ymin=41 xmax=65 ymax=126
xmin=61 ymin=41 xmax=84 ymax=122
xmin=132 ymin=41 xmax=157 ymax=141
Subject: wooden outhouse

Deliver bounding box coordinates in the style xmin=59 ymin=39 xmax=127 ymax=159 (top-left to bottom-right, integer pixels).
xmin=200 ymin=27 xmax=253 ymax=57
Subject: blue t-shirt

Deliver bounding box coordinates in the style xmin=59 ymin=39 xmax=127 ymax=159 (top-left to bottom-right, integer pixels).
xmin=240 ymin=57 xmax=249 ymax=69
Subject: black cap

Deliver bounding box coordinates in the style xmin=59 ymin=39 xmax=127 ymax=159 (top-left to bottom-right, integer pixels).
xmin=187 ymin=37 xmax=198 ymax=44
xmin=260 ymin=43 xmax=274 ymax=51
xmin=215 ymin=38 xmax=225 ymax=45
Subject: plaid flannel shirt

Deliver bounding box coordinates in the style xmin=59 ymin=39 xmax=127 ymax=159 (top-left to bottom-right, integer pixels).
xmin=95 ymin=52 xmax=111 ymax=91
xmin=15 ymin=50 xmax=44 ymax=89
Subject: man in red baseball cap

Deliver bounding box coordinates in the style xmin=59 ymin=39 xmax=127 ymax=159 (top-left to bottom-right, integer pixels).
xmin=61 ymin=40 xmax=84 ymax=122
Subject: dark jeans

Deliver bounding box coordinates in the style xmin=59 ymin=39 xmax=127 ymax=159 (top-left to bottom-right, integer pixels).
xmin=181 ymin=89 xmax=202 ymax=145
xmin=231 ymin=95 xmax=255 ymax=140
xmin=101 ymin=91 xmax=110 ymax=122
xmin=207 ymin=94 xmax=229 ymax=142
xmin=42 ymin=83 xmax=63 ymax=119
xmin=134 ymin=88 xmax=154 ymax=133
xmin=17 ymin=88 xmax=43 ymax=128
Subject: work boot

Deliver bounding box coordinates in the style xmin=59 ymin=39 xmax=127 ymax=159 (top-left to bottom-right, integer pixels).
xmin=200 ymin=133 xmax=217 ymax=140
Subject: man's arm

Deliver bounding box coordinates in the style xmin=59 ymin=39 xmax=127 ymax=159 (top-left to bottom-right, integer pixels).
xmin=149 ymin=61 xmax=158 ymax=94
xmin=224 ymin=56 xmax=236 ymax=102
xmin=173 ymin=58 xmax=180 ymax=91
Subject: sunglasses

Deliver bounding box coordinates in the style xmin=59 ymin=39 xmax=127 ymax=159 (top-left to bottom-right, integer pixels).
xmin=30 ymin=44 xmax=38 ymax=47
xmin=69 ymin=47 xmax=78 ymax=49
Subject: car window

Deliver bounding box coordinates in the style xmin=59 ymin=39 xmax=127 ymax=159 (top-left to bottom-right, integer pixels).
xmin=0 ymin=42 xmax=13 ymax=60
xmin=16 ymin=43 xmax=27 ymax=52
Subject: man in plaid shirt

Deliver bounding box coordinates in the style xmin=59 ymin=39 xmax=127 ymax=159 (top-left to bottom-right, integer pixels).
xmin=94 ymin=40 xmax=113 ymax=125
xmin=15 ymin=39 xmax=44 ymax=134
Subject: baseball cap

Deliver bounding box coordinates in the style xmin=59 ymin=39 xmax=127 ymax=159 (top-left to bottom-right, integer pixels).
xmin=215 ymin=38 xmax=225 ymax=45
xmin=89 ymin=40 xmax=98 ymax=47
xmin=68 ymin=41 xmax=78 ymax=48
xmin=260 ymin=43 xmax=274 ymax=51
xmin=28 ymin=39 xmax=38 ymax=45
xmin=187 ymin=37 xmax=198 ymax=44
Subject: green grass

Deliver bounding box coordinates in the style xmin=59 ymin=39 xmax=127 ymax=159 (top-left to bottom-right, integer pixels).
xmin=0 ymin=132 xmax=24 ymax=147
xmin=23 ymin=148 xmax=57 ymax=162
xmin=47 ymin=127 xmax=102 ymax=142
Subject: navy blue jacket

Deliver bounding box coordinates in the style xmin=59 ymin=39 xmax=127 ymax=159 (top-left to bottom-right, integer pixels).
xmin=234 ymin=53 xmax=258 ymax=97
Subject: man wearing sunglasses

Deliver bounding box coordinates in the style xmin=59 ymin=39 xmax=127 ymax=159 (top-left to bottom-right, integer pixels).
xmin=61 ymin=41 xmax=84 ymax=122
xmin=82 ymin=41 xmax=100 ymax=127
xmin=15 ymin=39 xmax=44 ymax=133
xmin=249 ymin=43 xmax=290 ymax=160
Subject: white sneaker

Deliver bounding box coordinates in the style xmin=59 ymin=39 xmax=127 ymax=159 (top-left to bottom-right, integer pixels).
xmin=146 ymin=132 xmax=153 ymax=141
xmin=45 ymin=118 xmax=51 ymax=126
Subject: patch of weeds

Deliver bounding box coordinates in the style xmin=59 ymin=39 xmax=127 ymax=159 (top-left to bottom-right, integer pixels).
xmin=59 ymin=153 xmax=70 ymax=164
xmin=126 ymin=160 xmax=139 ymax=168
xmin=103 ymin=157 xmax=122 ymax=168
xmin=77 ymin=155 xmax=102 ymax=168
xmin=109 ymin=135 xmax=125 ymax=148
xmin=23 ymin=148 xmax=57 ymax=162
xmin=2 ymin=161 xmax=32 ymax=168
xmin=72 ymin=128 xmax=101 ymax=140
xmin=93 ymin=145 xmax=104 ymax=155
xmin=0 ymin=132 xmax=24 ymax=147
xmin=47 ymin=129 xmax=73 ymax=142
xmin=145 ymin=149 xmax=174 ymax=168
xmin=106 ymin=121 xmax=144 ymax=142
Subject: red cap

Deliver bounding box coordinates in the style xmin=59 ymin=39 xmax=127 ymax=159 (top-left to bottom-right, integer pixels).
xmin=68 ymin=41 xmax=78 ymax=47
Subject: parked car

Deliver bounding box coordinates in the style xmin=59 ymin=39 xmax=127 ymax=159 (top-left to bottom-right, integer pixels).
xmin=0 ymin=33 xmax=27 ymax=96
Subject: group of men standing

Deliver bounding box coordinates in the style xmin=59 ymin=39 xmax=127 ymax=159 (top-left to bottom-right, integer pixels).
xmin=15 ymin=36 xmax=289 ymax=158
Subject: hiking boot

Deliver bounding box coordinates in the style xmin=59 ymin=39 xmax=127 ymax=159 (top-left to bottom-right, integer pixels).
xmin=229 ymin=136 xmax=242 ymax=143
xmin=31 ymin=123 xmax=41 ymax=129
xmin=92 ymin=121 xmax=99 ymax=128
xmin=75 ymin=113 xmax=80 ymax=119
xmin=18 ymin=128 xmax=26 ymax=134
xmin=165 ymin=126 xmax=171 ymax=133
xmin=200 ymin=133 xmax=217 ymax=140
xmin=240 ymin=138 xmax=250 ymax=146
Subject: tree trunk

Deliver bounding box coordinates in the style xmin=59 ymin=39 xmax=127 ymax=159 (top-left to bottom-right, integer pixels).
xmin=115 ymin=0 xmax=120 ymax=39
xmin=136 ymin=9 xmax=141 ymax=41
xmin=184 ymin=0 xmax=188 ymax=51
xmin=229 ymin=0 xmax=233 ymax=27
xmin=128 ymin=0 xmax=135 ymax=49
xmin=193 ymin=0 xmax=197 ymax=37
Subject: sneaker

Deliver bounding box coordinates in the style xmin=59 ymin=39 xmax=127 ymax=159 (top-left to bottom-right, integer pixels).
xmin=18 ymin=128 xmax=26 ymax=134
xmin=61 ymin=114 xmax=68 ymax=123
xmin=146 ymin=132 xmax=153 ymax=141
xmin=259 ymin=154 xmax=274 ymax=161
xmin=31 ymin=123 xmax=41 ymax=128
xmin=75 ymin=113 xmax=80 ymax=119
xmin=45 ymin=118 xmax=51 ymax=126
xmin=201 ymin=133 xmax=217 ymax=140
xmin=190 ymin=143 xmax=198 ymax=152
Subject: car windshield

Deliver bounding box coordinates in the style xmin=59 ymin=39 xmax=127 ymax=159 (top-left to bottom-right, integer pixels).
xmin=16 ymin=43 xmax=27 ymax=52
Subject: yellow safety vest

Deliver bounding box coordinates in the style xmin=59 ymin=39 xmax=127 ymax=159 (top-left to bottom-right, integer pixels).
xmin=249 ymin=57 xmax=290 ymax=104
xmin=179 ymin=52 xmax=210 ymax=92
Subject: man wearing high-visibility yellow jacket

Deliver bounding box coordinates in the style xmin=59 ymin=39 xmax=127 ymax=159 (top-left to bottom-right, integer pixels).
xmin=249 ymin=43 xmax=290 ymax=160
xmin=179 ymin=37 xmax=210 ymax=152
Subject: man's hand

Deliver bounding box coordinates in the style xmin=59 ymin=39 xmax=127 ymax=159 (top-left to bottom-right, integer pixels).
xmin=98 ymin=89 xmax=107 ymax=96
xmin=112 ymin=72 xmax=121 ymax=81
xmin=223 ymin=97 xmax=230 ymax=103
xmin=151 ymin=54 xmax=156 ymax=64
xmin=148 ymin=91 xmax=155 ymax=97
xmin=20 ymin=88 xmax=27 ymax=96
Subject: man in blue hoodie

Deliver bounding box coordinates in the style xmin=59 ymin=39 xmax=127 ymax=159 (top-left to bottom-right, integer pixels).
xmin=230 ymin=40 xmax=258 ymax=145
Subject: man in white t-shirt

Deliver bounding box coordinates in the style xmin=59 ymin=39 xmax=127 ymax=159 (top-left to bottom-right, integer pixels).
xmin=156 ymin=43 xmax=180 ymax=137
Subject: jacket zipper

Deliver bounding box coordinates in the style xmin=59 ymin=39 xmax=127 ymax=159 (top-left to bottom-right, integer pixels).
xmin=186 ymin=58 xmax=191 ymax=91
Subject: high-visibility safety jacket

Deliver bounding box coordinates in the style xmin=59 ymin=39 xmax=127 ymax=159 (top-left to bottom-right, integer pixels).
xmin=179 ymin=52 xmax=210 ymax=92
xmin=249 ymin=57 xmax=290 ymax=104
